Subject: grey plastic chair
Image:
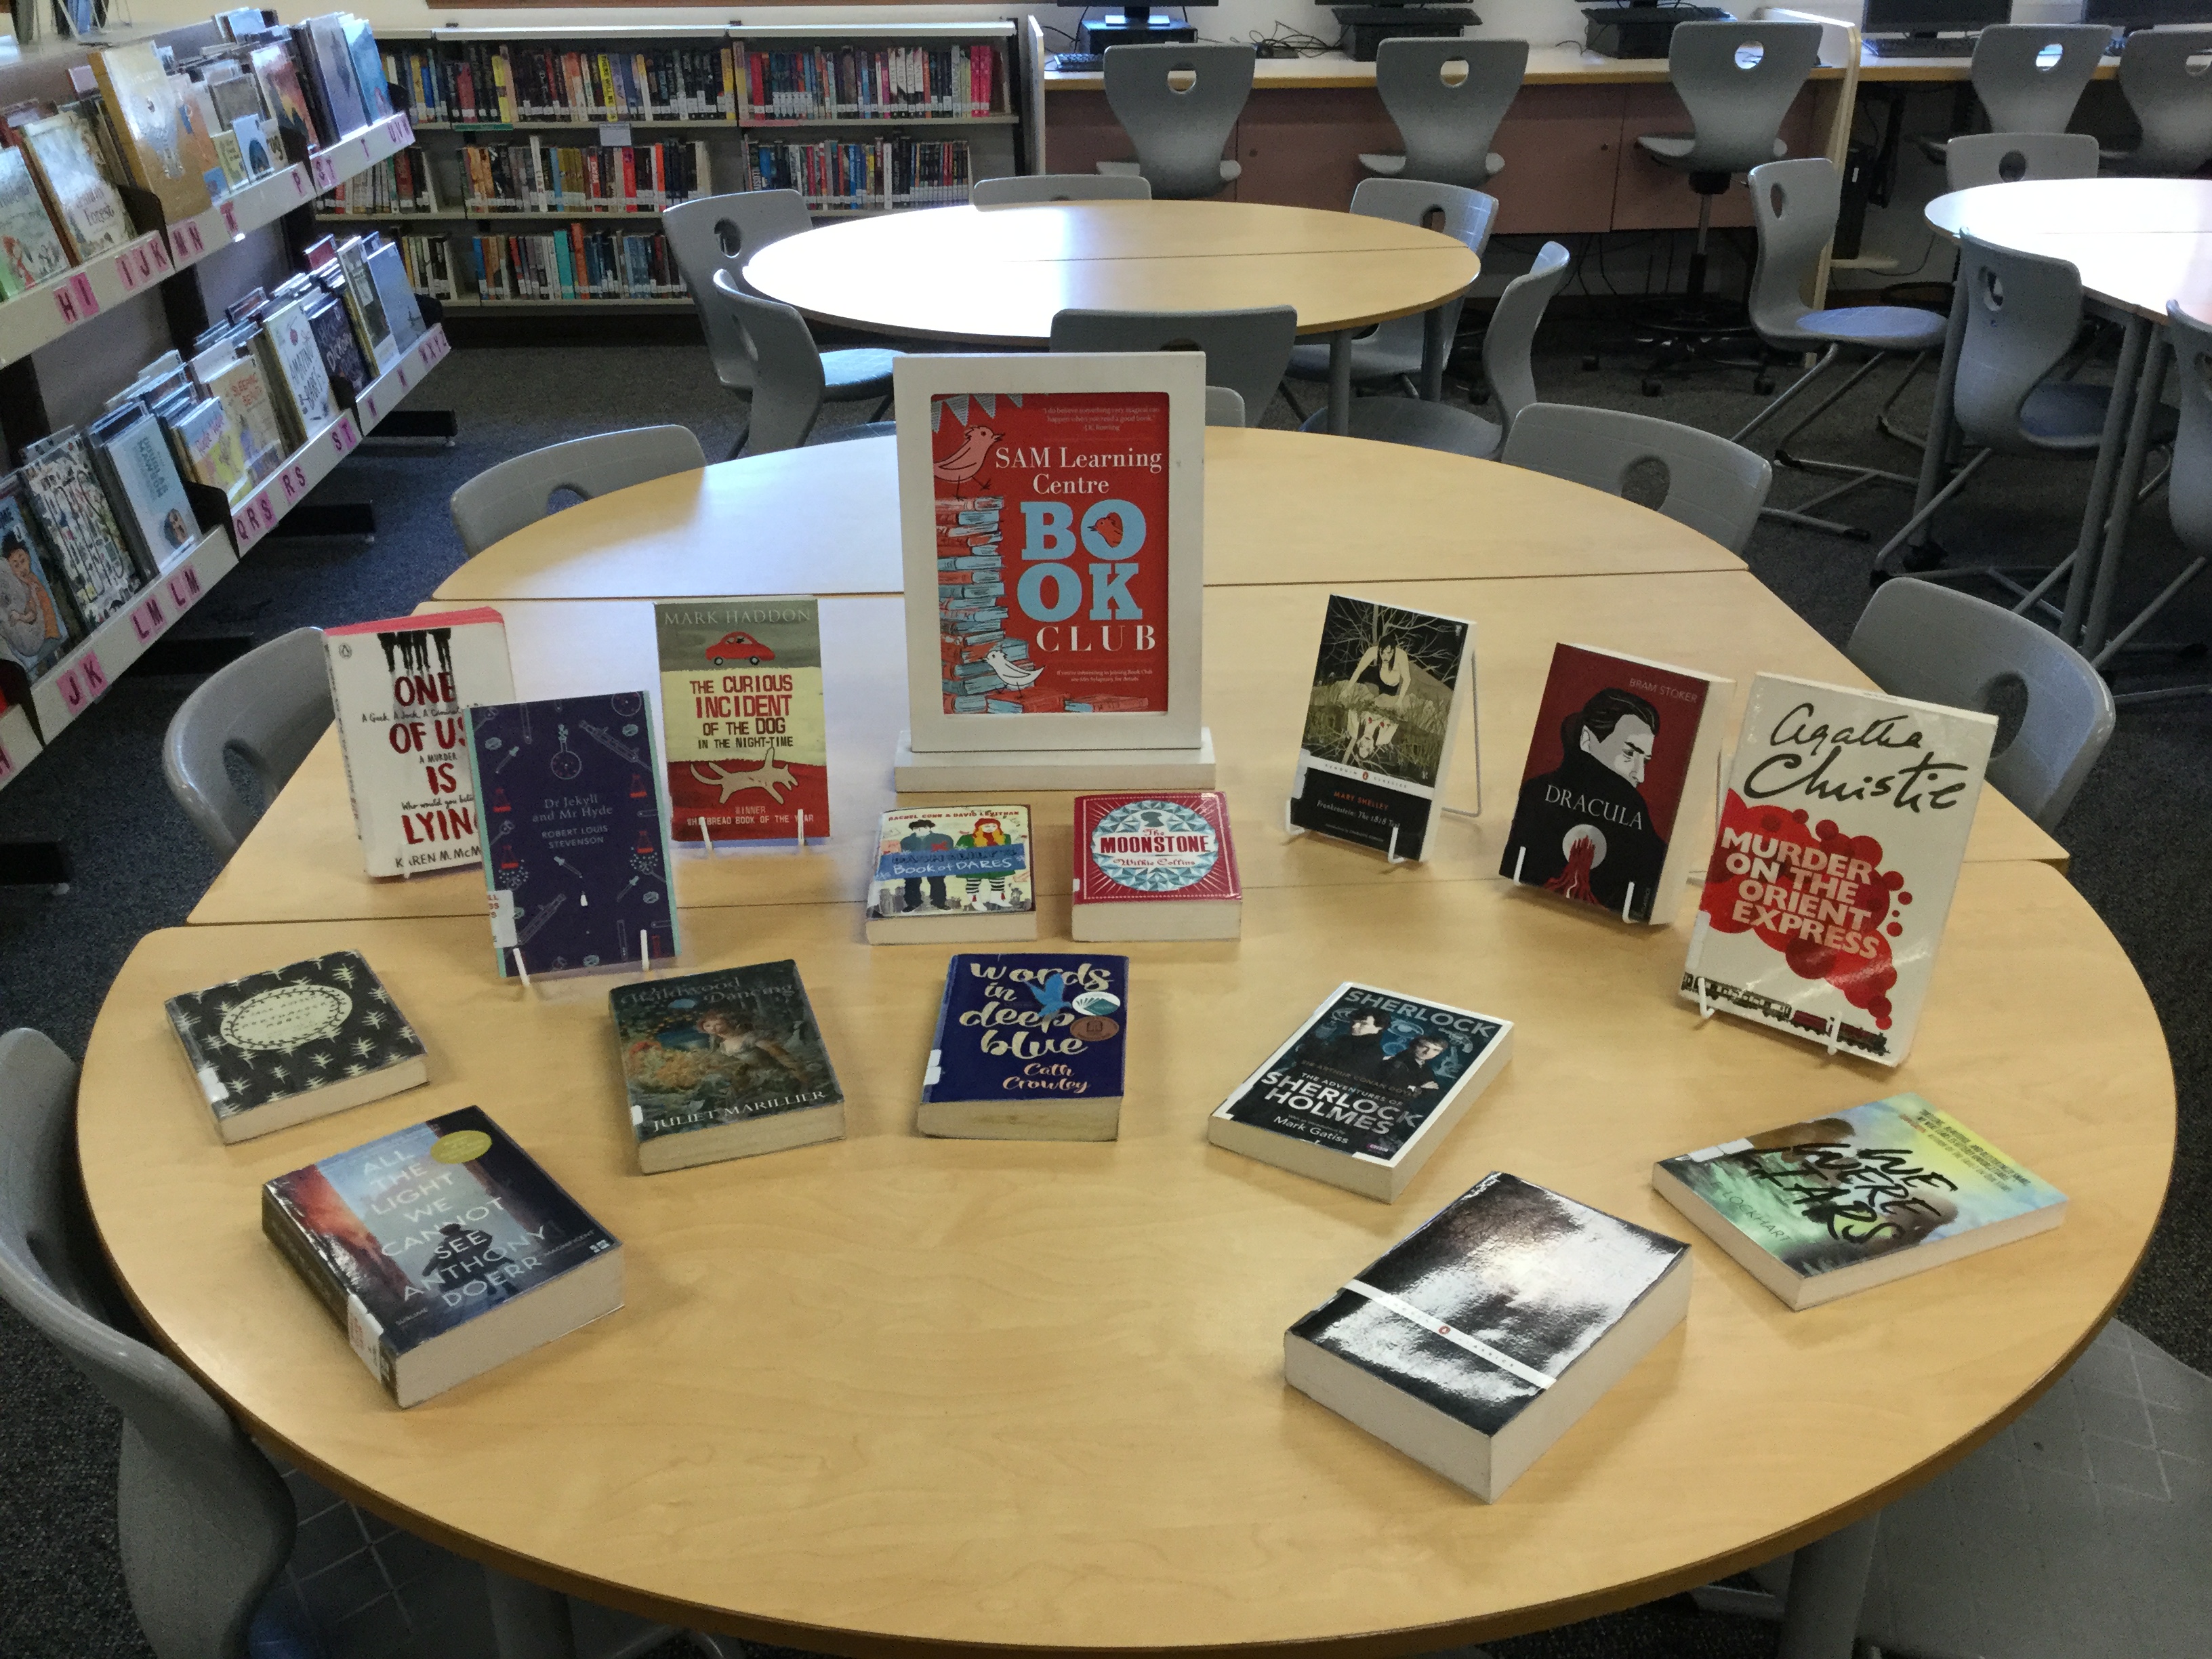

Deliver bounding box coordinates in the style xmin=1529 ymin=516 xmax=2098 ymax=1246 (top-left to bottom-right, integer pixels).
xmin=706 ymin=270 xmax=897 ymax=455
xmin=1915 ymin=24 xmax=2114 ymax=164
xmin=2106 ymin=27 xmax=2212 ymax=175
xmin=1284 ymin=178 xmax=1498 ymax=407
xmin=2169 ymin=300 xmax=2212 ymax=560
xmin=449 ymin=424 xmax=707 ymax=556
xmin=1204 ymin=385 xmax=1246 ymax=426
xmin=1732 ymin=159 xmax=1948 ymax=538
xmin=1500 ymin=403 xmax=1774 ymax=556
xmin=662 ymin=190 xmax=898 ymax=454
xmin=162 ymin=627 xmax=332 ymax=861
xmin=1096 ymin=43 xmax=1254 ymax=199
xmin=1847 ymin=579 xmax=2114 ymax=827
xmin=1295 ymin=241 xmax=1572 ymax=459
xmin=972 ymin=173 xmax=1152 ymax=205
xmin=1944 ymin=129 xmax=2102 ymax=192
xmin=1049 ymin=306 xmax=1297 ymax=427
xmin=1359 ymin=38 xmax=1528 ymax=188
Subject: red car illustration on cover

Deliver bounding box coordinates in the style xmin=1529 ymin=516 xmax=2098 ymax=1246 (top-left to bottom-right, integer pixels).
xmin=706 ymin=630 xmax=775 ymax=666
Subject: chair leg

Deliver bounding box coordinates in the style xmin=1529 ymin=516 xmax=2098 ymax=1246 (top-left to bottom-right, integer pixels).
xmin=1731 ymin=344 xmax=1843 ymax=445
xmin=1279 ymin=381 xmax=1309 ymax=424
xmin=869 ymin=393 xmax=892 ymax=422
xmin=1871 ymin=449 xmax=1993 ymax=574
xmin=725 ymin=423 xmax=749 ymax=462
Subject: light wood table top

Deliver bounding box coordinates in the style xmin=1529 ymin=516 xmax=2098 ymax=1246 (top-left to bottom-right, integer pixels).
xmin=190 ymin=574 xmax=2064 ymax=927
xmin=83 ymin=863 xmax=2173 ymax=1652
xmin=429 ymin=430 xmax=1746 ymax=605
xmin=741 ymin=201 xmax=1480 ymax=344
xmin=1925 ymin=179 xmax=2212 ymax=324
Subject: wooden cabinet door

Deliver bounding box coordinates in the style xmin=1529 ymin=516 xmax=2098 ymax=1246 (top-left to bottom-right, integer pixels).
xmin=1231 ymin=89 xmax=1400 ymax=211
xmin=1041 ymin=89 xmax=1136 ymax=178
xmin=1490 ymin=84 xmax=1629 ymax=235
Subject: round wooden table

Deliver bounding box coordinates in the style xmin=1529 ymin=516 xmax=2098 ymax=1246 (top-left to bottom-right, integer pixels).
xmin=79 ymin=450 xmax=2165 ymax=1659
xmin=741 ymin=201 xmax=1482 ymax=435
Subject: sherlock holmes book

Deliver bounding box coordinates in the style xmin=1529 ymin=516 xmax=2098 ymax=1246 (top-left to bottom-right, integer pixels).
xmin=920 ymin=952 xmax=1128 ymax=1141
xmin=262 ymin=1106 xmax=623 ymax=1408
xmin=1681 ymin=675 xmax=1996 ymax=1067
xmin=1208 ymin=983 xmax=1513 ymax=1202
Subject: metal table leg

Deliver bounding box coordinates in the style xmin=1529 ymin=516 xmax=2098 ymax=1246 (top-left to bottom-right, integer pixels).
xmin=2060 ymin=313 xmax=2152 ymax=647
xmin=1421 ymin=305 xmax=1448 ymax=403
xmin=2083 ymin=329 xmax=2171 ymax=659
xmin=1775 ymin=1513 xmax=1881 ymax=1659
xmin=485 ymin=1568 xmax=578 ymax=1659
xmin=1328 ymin=329 xmax=1354 ymax=435
xmin=1896 ymin=274 xmax=1972 ymax=569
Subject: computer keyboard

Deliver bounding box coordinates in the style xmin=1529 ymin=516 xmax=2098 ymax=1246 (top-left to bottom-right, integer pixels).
xmin=1864 ymin=33 xmax=1979 ymax=56
xmin=1049 ymin=52 xmax=1105 ymax=70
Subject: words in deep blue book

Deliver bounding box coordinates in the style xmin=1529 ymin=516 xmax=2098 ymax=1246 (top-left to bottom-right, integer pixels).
xmin=464 ymin=693 xmax=679 ymax=978
xmin=923 ymin=954 xmax=1129 ymax=1105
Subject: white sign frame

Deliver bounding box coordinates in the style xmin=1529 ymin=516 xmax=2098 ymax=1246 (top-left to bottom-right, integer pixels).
xmin=894 ymin=351 xmax=1206 ymax=758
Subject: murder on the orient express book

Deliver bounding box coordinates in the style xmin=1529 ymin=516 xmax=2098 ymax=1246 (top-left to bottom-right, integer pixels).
xmin=261 ymin=1105 xmax=623 ymax=1408
xmin=1652 ymin=1093 xmax=2066 ymax=1309
xmin=920 ymin=952 xmax=1129 ymax=1141
xmin=609 ymin=959 xmax=846 ymax=1173
xmin=1500 ymin=642 xmax=1732 ymax=925
xmin=1208 ymin=982 xmax=1512 ymax=1202
xmin=653 ymin=596 xmax=829 ymax=843
xmin=325 ymin=608 xmax=515 ymax=878
xmin=865 ymin=803 xmax=1037 ymax=945
xmin=1290 ymin=594 xmax=1472 ymax=862
xmin=464 ymin=693 xmax=680 ymax=979
xmin=1681 ymin=674 xmax=1996 ymax=1067
xmin=1284 ymin=1172 xmax=1690 ymax=1501
xmin=165 ymin=949 xmax=426 ymax=1143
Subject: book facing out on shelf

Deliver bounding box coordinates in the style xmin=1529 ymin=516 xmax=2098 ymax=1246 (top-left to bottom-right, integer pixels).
xmin=262 ymin=1105 xmax=623 ymax=1408
xmin=335 ymin=234 xmax=398 ymax=370
xmin=1500 ymin=643 xmax=1733 ymax=926
xmin=1072 ymin=790 xmax=1240 ymax=941
xmin=1284 ymin=1172 xmax=1692 ymax=1502
xmin=256 ymin=297 xmax=339 ymax=442
xmin=1652 ymin=1094 xmax=2066 ymax=1310
xmin=0 ymin=147 xmax=70 ymax=300
xmin=464 ymin=692 xmax=680 ymax=980
xmin=1291 ymin=594 xmax=1472 ymax=863
xmin=86 ymin=401 xmax=197 ymax=579
xmin=0 ymin=483 xmax=79 ymax=684
xmin=18 ymin=428 xmax=140 ymax=632
xmin=1681 ymin=674 xmax=1997 ymax=1067
xmin=16 ymin=108 xmax=131 ymax=266
xmin=325 ymin=608 xmax=515 ymax=878
xmin=364 ymin=241 xmax=426 ymax=352
xmin=610 ymin=960 xmax=845 ymax=1173
xmin=865 ymin=803 xmax=1036 ymax=945
xmin=165 ymin=949 xmax=428 ymax=1143
xmin=1208 ymin=983 xmax=1512 ymax=1202
xmin=91 ymin=43 xmax=216 ymax=225
xmin=920 ymin=953 xmax=1128 ymax=1141
xmin=653 ymin=598 xmax=829 ymax=844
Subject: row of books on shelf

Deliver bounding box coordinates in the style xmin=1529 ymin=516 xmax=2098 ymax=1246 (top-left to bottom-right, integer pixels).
xmin=744 ymin=44 xmax=1004 ymax=121
xmin=468 ymin=229 xmax=679 ymax=303
xmin=455 ymin=139 xmax=711 ymax=216
xmin=318 ymin=144 xmax=437 ymax=215
xmin=747 ymin=138 xmax=972 ymax=212
xmin=0 ymin=231 xmax=423 ymax=700
xmin=385 ymin=41 xmax=740 ymax=128
xmin=0 ymin=10 xmax=400 ymax=302
xmin=394 ymin=234 xmax=457 ymax=298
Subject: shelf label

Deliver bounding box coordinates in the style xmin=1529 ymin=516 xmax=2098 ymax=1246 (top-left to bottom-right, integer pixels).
xmin=276 ymin=457 xmax=314 ymax=503
xmin=52 ymin=272 xmax=99 ymax=327
xmin=358 ymin=134 xmax=375 ymax=166
xmin=129 ymin=592 xmax=167 ymax=642
xmin=415 ymin=328 xmax=450 ymax=370
xmin=599 ymin=123 xmax=632 ymax=148
xmin=168 ymin=220 xmax=207 ymax=264
xmin=57 ymin=647 xmax=110 ymax=716
xmin=310 ymin=151 xmax=338 ymax=192
xmin=113 ymin=241 xmax=163 ymax=293
xmin=233 ymin=490 xmax=279 ymax=550
xmin=361 ymin=388 xmax=380 ymax=424
xmin=218 ymin=199 xmax=241 ymax=239
xmin=81 ymin=650 xmax=108 ymax=699
xmin=331 ymin=415 xmax=359 ymax=454
xmin=386 ymin=112 xmax=413 ymax=147
xmin=167 ymin=562 xmax=204 ymax=610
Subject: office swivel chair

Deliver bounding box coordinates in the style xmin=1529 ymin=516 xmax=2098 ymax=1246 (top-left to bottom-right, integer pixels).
xmin=162 ymin=628 xmax=333 ymax=861
xmin=1632 ymin=20 xmax=1824 ymax=390
xmin=1911 ymin=24 xmax=2111 ymax=165
xmin=1048 ymin=306 xmax=1298 ymax=426
xmin=1096 ymin=43 xmax=1255 ymax=199
xmin=709 ymin=270 xmax=899 ymax=453
xmin=971 ymin=173 xmax=1153 ymax=204
xmin=2105 ymin=27 xmax=2212 ymax=176
xmin=1358 ymin=38 xmax=1528 ymax=188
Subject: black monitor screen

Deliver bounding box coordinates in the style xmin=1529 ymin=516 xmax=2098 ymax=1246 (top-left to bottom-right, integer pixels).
xmin=2082 ymin=0 xmax=2212 ymax=26
xmin=1862 ymin=0 xmax=2007 ymax=31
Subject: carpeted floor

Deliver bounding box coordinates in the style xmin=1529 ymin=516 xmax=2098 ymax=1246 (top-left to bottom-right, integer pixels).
xmin=3 ymin=300 xmax=2206 ymax=1659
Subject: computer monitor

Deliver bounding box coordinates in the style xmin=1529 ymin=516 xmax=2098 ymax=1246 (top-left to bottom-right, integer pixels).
xmin=2081 ymin=0 xmax=2212 ymax=30
xmin=1861 ymin=0 xmax=2007 ymax=33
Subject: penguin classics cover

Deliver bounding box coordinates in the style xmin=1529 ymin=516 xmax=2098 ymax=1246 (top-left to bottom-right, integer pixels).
xmin=928 ymin=391 xmax=1169 ymax=716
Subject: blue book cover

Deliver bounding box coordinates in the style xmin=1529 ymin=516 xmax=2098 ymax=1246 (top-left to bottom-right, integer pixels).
xmin=921 ymin=952 xmax=1129 ymax=1112
xmin=465 ymin=693 xmax=679 ymax=979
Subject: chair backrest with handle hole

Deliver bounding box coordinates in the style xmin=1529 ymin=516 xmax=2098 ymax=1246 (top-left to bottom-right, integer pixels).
xmin=1846 ymin=579 xmax=2114 ymax=830
xmin=1660 ymin=22 xmax=1826 ymax=177
xmin=1102 ymin=43 xmax=1255 ymax=198
xmin=2165 ymin=300 xmax=2212 ymax=558
xmin=1345 ymin=176 xmax=1498 ymax=364
xmin=1746 ymin=157 xmax=1840 ymax=349
xmin=1951 ymin=232 xmax=2088 ymax=455
xmin=0 ymin=1027 xmax=296 ymax=1659
xmin=1482 ymin=241 xmax=1572 ymax=434
xmin=705 ymin=270 xmax=830 ymax=455
xmin=449 ymin=425 xmax=708 ymax=556
xmin=161 ymin=626 xmax=333 ymax=861
xmin=1944 ymin=129 xmax=2101 ymax=192
xmin=661 ymin=190 xmax=813 ymax=393
xmin=1204 ymin=386 xmax=1246 ymax=427
xmin=1500 ymin=403 xmax=1772 ymax=554
xmin=2116 ymin=29 xmax=2212 ymax=176
xmin=971 ymin=173 xmax=1153 ymax=205
xmin=1374 ymin=37 xmax=1529 ymax=188
xmin=1969 ymin=24 xmax=2111 ymax=137
xmin=1048 ymin=306 xmax=1297 ymax=427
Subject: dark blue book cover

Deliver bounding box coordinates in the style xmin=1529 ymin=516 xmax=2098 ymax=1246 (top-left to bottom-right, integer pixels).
xmin=922 ymin=953 xmax=1129 ymax=1104
xmin=464 ymin=693 xmax=680 ymax=979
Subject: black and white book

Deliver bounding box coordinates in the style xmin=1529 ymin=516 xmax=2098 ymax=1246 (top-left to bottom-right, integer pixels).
xmin=1208 ymin=983 xmax=1511 ymax=1202
xmin=165 ymin=950 xmax=427 ymax=1143
xmin=1284 ymin=1172 xmax=1691 ymax=1501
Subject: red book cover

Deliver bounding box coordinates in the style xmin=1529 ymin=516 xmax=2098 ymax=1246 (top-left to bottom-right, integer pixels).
xmin=929 ymin=390 xmax=1170 ymax=718
xmin=1075 ymin=792 xmax=1240 ymax=905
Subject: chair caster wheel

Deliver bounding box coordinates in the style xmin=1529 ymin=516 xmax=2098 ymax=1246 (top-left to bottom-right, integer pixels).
xmin=1641 ymin=380 xmax=1663 ymax=397
xmin=1753 ymin=377 xmax=1775 ymax=395
xmin=1868 ymin=567 xmax=1892 ymax=589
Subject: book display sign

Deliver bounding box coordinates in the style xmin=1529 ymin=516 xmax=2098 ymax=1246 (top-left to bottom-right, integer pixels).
xmin=653 ymin=597 xmax=828 ymax=844
xmin=891 ymin=352 xmax=1211 ymax=791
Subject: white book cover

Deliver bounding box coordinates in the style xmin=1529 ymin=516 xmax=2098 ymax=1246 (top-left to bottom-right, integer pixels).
xmin=1681 ymin=673 xmax=1997 ymax=1068
xmin=261 ymin=298 xmax=338 ymax=439
xmin=325 ymin=609 xmax=516 ymax=878
xmin=97 ymin=408 xmax=200 ymax=573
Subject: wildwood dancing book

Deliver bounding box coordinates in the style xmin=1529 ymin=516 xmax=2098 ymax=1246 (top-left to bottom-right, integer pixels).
xmin=1290 ymin=594 xmax=1471 ymax=862
xmin=920 ymin=952 xmax=1128 ymax=1140
xmin=1681 ymin=675 xmax=1996 ymax=1066
xmin=1652 ymin=1094 xmax=2065 ymax=1309
xmin=261 ymin=1106 xmax=623 ymax=1407
xmin=1208 ymin=983 xmax=1512 ymax=1202
xmin=653 ymin=597 xmax=829 ymax=843
xmin=325 ymin=609 xmax=516 ymax=877
xmin=1284 ymin=1172 xmax=1690 ymax=1501
xmin=1500 ymin=643 xmax=1731 ymax=925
